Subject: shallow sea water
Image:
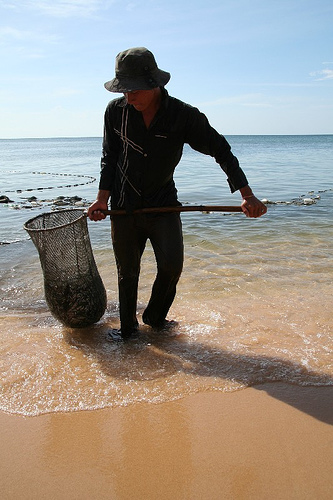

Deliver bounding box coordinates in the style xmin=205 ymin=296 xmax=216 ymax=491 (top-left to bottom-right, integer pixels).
xmin=0 ymin=136 xmax=332 ymax=415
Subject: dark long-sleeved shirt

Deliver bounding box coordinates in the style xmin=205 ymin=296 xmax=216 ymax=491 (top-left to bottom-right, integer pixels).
xmin=99 ymin=88 xmax=248 ymax=210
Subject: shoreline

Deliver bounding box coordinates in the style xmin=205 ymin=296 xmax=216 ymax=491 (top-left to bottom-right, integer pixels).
xmin=1 ymin=383 xmax=332 ymax=499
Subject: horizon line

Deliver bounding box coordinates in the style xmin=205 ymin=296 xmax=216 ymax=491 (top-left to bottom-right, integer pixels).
xmin=1 ymin=133 xmax=333 ymax=141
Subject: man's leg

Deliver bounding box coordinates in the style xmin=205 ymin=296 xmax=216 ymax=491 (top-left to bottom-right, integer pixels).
xmin=142 ymin=213 xmax=184 ymax=327
xmin=111 ymin=215 xmax=146 ymax=336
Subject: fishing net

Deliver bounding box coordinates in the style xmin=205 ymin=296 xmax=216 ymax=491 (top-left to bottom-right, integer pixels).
xmin=24 ymin=209 xmax=107 ymax=328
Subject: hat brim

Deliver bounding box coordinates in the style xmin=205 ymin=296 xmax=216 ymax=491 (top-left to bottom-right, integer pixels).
xmin=104 ymin=69 xmax=170 ymax=93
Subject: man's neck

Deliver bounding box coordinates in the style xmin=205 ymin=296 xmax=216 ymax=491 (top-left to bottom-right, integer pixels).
xmin=142 ymin=87 xmax=162 ymax=128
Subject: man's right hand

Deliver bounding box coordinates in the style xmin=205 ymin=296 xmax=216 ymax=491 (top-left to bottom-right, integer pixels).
xmin=87 ymin=200 xmax=108 ymax=221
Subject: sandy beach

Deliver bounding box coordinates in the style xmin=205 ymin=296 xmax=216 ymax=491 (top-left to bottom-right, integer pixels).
xmin=1 ymin=383 xmax=332 ymax=500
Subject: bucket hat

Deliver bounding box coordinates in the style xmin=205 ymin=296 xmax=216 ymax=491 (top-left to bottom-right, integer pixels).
xmin=104 ymin=47 xmax=170 ymax=93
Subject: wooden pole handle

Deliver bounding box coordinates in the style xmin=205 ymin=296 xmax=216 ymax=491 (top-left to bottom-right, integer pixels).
xmin=102 ymin=205 xmax=243 ymax=216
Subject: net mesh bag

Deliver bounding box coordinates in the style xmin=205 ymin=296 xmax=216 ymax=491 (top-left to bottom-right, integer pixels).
xmin=24 ymin=209 xmax=107 ymax=328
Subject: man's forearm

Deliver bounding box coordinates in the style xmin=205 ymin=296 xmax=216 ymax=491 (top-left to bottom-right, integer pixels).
xmin=239 ymin=185 xmax=254 ymax=199
xmin=96 ymin=189 xmax=111 ymax=204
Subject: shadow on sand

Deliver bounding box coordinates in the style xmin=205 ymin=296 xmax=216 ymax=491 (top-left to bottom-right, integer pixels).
xmin=64 ymin=319 xmax=333 ymax=426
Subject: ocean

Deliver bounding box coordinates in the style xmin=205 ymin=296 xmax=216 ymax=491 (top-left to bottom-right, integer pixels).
xmin=0 ymin=135 xmax=332 ymax=416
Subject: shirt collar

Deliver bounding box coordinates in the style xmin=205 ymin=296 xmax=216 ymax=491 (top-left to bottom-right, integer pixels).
xmin=117 ymin=86 xmax=170 ymax=110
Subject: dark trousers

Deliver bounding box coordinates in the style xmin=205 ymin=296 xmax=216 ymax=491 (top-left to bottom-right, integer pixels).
xmin=111 ymin=212 xmax=184 ymax=334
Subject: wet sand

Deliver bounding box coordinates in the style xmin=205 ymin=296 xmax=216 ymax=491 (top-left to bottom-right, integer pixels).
xmin=1 ymin=383 xmax=332 ymax=500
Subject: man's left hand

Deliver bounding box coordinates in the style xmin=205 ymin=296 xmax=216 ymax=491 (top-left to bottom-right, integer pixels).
xmin=241 ymin=196 xmax=267 ymax=218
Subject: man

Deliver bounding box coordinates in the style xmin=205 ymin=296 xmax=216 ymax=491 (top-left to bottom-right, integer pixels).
xmin=88 ymin=47 xmax=267 ymax=339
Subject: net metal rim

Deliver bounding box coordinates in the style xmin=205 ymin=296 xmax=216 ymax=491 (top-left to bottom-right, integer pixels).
xmin=24 ymin=208 xmax=87 ymax=233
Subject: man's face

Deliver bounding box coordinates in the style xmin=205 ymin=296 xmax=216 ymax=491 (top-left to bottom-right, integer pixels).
xmin=124 ymin=88 xmax=158 ymax=112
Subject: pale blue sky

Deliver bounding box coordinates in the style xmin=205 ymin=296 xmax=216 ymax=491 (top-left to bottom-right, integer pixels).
xmin=1 ymin=0 xmax=332 ymax=138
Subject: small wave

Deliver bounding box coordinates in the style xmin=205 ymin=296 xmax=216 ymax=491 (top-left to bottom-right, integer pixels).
xmin=1 ymin=196 xmax=91 ymax=215
xmin=262 ymin=188 xmax=332 ymax=206
xmin=0 ymin=306 xmax=332 ymax=417
xmin=0 ymin=238 xmax=29 ymax=245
